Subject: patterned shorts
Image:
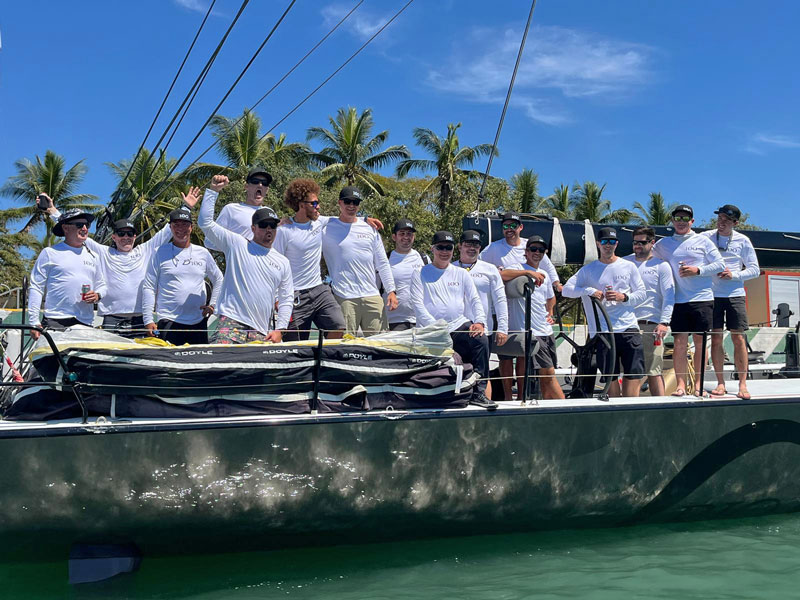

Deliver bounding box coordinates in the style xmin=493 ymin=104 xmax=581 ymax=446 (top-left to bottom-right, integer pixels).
xmin=213 ymin=315 xmax=268 ymax=344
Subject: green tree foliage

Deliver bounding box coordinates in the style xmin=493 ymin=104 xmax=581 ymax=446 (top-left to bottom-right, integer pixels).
xmin=0 ymin=209 xmax=38 ymax=294
xmin=571 ymin=181 xmax=633 ymax=224
xmin=543 ymin=184 xmax=575 ymax=220
xmin=307 ymin=107 xmax=410 ymax=196
xmin=510 ymin=168 xmax=541 ymax=213
xmin=633 ymin=192 xmax=674 ymax=225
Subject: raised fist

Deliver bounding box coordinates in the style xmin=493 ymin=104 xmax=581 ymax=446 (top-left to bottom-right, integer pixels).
xmin=210 ymin=175 xmax=230 ymax=193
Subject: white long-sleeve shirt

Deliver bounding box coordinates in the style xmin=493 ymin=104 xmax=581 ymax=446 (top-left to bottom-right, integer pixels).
xmin=700 ymin=229 xmax=760 ymax=298
xmin=141 ymin=243 xmax=223 ymax=325
xmin=203 ymin=202 xmax=259 ymax=251
xmin=562 ymin=258 xmax=646 ymax=334
xmin=623 ymin=255 xmax=675 ymax=324
xmin=652 ymin=231 xmax=725 ymax=303
xmin=28 ymin=242 xmax=108 ymax=326
xmin=382 ymin=250 xmax=426 ymax=325
xmin=322 ymin=218 xmax=395 ymax=299
xmin=453 ymin=259 xmax=509 ymax=335
xmin=272 ymin=215 xmax=330 ymax=291
xmin=198 ymin=189 xmax=294 ymax=332
xmin=506 ymin=265 xmax=554 ymax=337
xmin=410 ymin=263 xmax=486 ymax=332
xmin=480 ymin=237 xmax=560 ymax=287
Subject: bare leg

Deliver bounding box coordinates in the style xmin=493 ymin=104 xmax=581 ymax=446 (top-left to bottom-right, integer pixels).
xmin=499 ymin=358 xmax=514 ymax=400
xmin=692 ymin=332 xmax=708 ymax=395
xmin=515 ymin=358 xmax=526 ymax=400
xmin=731 ymin=331 xmax=750 ymax=399
xmin=710 ymin=328 xmax=727 ymax=396
xmin=326 ymin=330 xmax=344 ymax=339
xmin=539 ymin=368 xmax=564 ymax=399
xmin=672 ymin=333 xmax=688 ymax=395
xmin=647 ymin=374 xmax=665 ymax=397
xmin=485 ymin=379 xmax=493 ymax=400
xmin=622 ymin=377 xmax=642 ymax=397
xmin=607 ymin=379 xmax=622 ymax=397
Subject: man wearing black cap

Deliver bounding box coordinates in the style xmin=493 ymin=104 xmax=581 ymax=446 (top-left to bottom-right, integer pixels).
xmin=321 ymin=186 xmax=397 ymax=336
xmin=479 ymin=211 xmax=562 ymax=293
xmin=380 ymin=218 xmax=427 ymax=331
xmin=141 ymin=205 xmax=223 ymax=345
xmin=701 ymin=204 xmax=760 ymax=399
xmin=195 ymin=175 xmax=293 ymax=343
xmin=43 ymin=190 xmax=199 ymax=337
xmin=411 ymin=231 xmax=494 ymax=408
xmin=204 ymin=167 xmax=272 ymax=251
xmin=563 ymin=227 xmax=647 ymax=397
xmin=652 ymin=204 xmax=725 ymax=397
xmin=27 ymin=208 xmax=108 ymax=339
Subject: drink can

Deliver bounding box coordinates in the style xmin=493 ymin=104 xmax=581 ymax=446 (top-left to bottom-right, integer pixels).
xmin=81 ymin=284 xmax=90 ymax=300
xmin=654 ymin=337 xmax=662 ymax=347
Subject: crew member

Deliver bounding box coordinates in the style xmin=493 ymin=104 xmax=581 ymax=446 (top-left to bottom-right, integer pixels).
xmin=321 ymin=186 xmax=397 ymax=336
xmin=624 ymin=226 xmax=675 ymax=397
xmin=480 ymin=212 xmax=562 ymax=293
xmin=701 ymin=205 xmax=760 ymax=400
xmin=204 ymin=167 xmax=272 ymax=250
xmin=653 ymin=205 xmax=725 ymax=397
xmin=410 ymin=231 xmax=495 ymax=409
xmin=382 ymin=218 xmax=427 ymax=331
xmin=563 ymin=227 xmax=647 ymax=397
xmin=499 ymin=235 xmax=563 ymax=400
xmin=27 ymin=209 xmax=107 ymax=339
xmin=141 ymin=206 xmax=223 ymax=345
xmin=197 ymin=176 xmax=293 ymax=343
xmin=454 ymin=230 xmax=509 ymax=398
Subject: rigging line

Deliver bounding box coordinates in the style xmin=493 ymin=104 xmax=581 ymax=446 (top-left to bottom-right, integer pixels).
xmin=475 ymin=0 xmax=537 ymax=210
xmin=140 ymin=0 xmax=299 ymax=209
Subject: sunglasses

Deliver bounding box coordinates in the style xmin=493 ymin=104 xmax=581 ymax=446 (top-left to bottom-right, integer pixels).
xmin=247 ymin=178 xmax=270 ymax=186
xmin=342 ymin=198 xmax=362 ymax=206
xmin=632 ymin=239 xmax=652 ymax=246
xmin=66 ymin=221 xmax=90 ymax=228
xmin=502 ymin=223 xmax=519 ymax=230
xmin=257 ymin=221 xmax=278 ymax=229
xmin=115 ymin=230 xmax=136 ymax=238
xmin=434 ymin=244 xmax=454 ymax=252
xmin=526 ymin=246 xmax=546 ymax=253
xmin=673 ymin=215 xmax=692 ymax=223
xmin=599 ymin=239 xmax=618 ymax=245
xmin=302 ymin=200 xmax=320 ymax=208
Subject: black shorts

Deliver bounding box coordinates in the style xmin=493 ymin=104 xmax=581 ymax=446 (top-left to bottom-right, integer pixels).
xmin=713 ymin=297 xmax=749 ymax=331
xmin=284 ymin=284 xmax=347 ymax=341
xmin=595 ymin=328 xmax=645 ymax=381
xmin=532 ymin=334 xmax=558 ymax=370
xmin=670 ymin=301 xmax=714 ymax=335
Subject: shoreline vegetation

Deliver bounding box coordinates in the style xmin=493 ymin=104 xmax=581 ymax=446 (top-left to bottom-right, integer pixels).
xmin=0 ymin=106 xmax=762 ymax=290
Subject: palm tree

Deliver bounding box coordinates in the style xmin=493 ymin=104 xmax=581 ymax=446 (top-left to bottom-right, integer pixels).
xmin=510 ymin=168 xmax=542 ymax=213
xmin=571 ymin=181 xmax=632 ymax=223
xmin=632 ymin=192 xmax=675 ymax=225
xmin=307 ymin=107 xmax=409 ymax=196
xmin=543 ymin=184 xmax=575 ymax=220
xmin=396 ymin=123 xmax=496 ymax=214
xmin=0 ymin=150 xmax=99 ymax=241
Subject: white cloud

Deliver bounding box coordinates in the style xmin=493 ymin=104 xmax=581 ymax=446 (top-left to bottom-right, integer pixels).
xmin=174 ymin=0 xmax=208 ymax=13
xmin=321 ymin=4 xmax=388 ymax=40
xmin=427 ymin=25 xmax=656 ymax=125
xmin=743 ymin=133 xmax=800 ymax=154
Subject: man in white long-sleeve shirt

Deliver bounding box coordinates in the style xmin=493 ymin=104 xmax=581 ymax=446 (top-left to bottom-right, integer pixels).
xmin=142 ymin=207 xmax=223 ymax=345
xmin=382 ymin=218 xmax=427 ymax=331
xmin=652 ymin=204 xmax=725 ymax=397
xmin=321 ymin=186 xmax=397 ymax=337
xmin=28 ymin=209 xmax=107 ymax=340
xmin=563 ymin=227 xmax=647 ymax=397
xmin=701 ymin=204 xmax=760 ymax=399
xmin=410 ymin=231 xmax=495 ymax=409
xmin=195 ymin=175 xmax=294 ymax=343
xmin=479 ymin=212 xmax=562 ymax=293
xmin=203 ymin=167 xmax=272 ymax=251
xmin=624 ymin=226 xmax=675 ymax=396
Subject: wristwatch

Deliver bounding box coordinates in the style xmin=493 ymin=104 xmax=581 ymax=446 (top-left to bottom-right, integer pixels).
xmin=621 ymin=293 xmax=629 ymax=303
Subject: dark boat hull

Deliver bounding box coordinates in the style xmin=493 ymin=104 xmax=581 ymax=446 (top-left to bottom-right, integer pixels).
xmin=3 ymin=394 xmax=800 ymax=561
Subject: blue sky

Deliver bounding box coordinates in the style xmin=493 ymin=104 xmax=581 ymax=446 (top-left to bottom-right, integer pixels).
xmin=1 ymin=0 xmax=798 ymax=232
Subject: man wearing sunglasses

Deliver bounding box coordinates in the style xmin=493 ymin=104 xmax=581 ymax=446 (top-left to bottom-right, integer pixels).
xmin=203 ymin=167 xmax=273 ymax=251
xmin=700 ymin=205 xmax=759 ymax=400
xmin=623 ymin=227 xmax=675 ymax=396
xmin=410 ymin=231 xmax=495 ymax=409
xmin=27 ymin=208 xmax=108 ymax=340
xmin=563 ymin=227 xmax=647 ymax=397
xmin=652 ymin=205 xmax=725 ymax=397
xmin=322 ymin=186 xmax=397 ymax=337
xmin=196 ymin=175 xmax=293 ymax=344
xmin=142 ymin=206 xmax=223 ymax=345
xmin=43 ymin=191 xmax=197 ymax=338
xmin=479 ymin=212 xmax=562 ymax=293
xmin=381 ymin=218 xmax=428 ymax=331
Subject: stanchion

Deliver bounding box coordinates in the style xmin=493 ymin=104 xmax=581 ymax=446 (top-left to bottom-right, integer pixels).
xmin=698 ymin=330 xmax=708 ymax=396
xmin=310 ymin=329 xmax=324 ymax=413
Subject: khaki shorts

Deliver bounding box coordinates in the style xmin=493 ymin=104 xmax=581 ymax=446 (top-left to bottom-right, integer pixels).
xmin=335 ymin=294 xmax=388 ymax=337
xmin=640 ymin=321 xmax=664 ymax=376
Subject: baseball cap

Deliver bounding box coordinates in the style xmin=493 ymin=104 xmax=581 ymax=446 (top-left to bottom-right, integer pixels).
xmin=339 ymin=186 xmax=363 ymax=202
xmin=169 ymin=207 xmax=192 ymax=223
xmin=671 ymin=204 xmax=694 ymax=218
xmin=252 ymin=207 xmax=280 ymax=225
xmin=526 ymin=235 xmax=548 ymax=248
xmin=432 ymin=231 xmax=455 ymax=245
xmin=501 ymin=211 xmax=522 ymax=224
xmin=53 ymin=209 xmax=95 ymax=237
xmin=393 ymin=218 xmax=416 ymax=233
xmin=460 ymin=230 xmax=482 ymax=243
xmin=597 ymin=227 xmax=618 ymax=240
xmin=113 ymin=218 xmax=136 ymax=233
xmin=714 ymin=204 xmax=741 ymax=220
xmin=246 ymin=167 xmax=273 ymax=185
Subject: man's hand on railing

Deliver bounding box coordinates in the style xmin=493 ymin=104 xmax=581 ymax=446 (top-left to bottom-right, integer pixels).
xmin=31 ymin=326 xmax=41 ymax=341
xmin=469 ymin=322 xmax=485 ymax=338
xmin=267 ymin=330 xmax=282 ymax=343
xmin=525 ymin=272 xmax=545 ymax=286
xmin=494 ymin=332 xmax=508 ymax=346
xmin=145 ymin=323 xmax=158 ymax=337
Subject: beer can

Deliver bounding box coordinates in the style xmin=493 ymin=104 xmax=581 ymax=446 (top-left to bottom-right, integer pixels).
xmin=81 ymin=284 xmax=90 ymax=300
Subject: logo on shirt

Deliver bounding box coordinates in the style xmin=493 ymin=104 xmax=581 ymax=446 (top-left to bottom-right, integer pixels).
xmin=182 ymin=259 xmax=205 ymax=267
xmin=447 ymin=281 xmax=461 ymax=287
xmin=356 ymin=233 xmax=372 ymax=240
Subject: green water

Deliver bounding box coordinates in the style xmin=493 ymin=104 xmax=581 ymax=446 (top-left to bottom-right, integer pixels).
xmin=3 ymin=514 xmax=799 ymax=599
